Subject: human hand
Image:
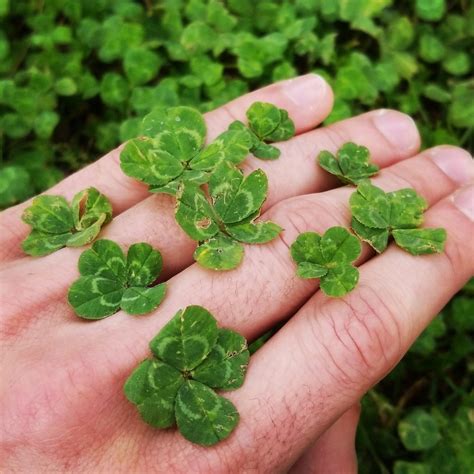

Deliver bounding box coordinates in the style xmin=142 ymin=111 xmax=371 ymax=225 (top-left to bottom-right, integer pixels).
xmin=1 ymin=74 xmax=473 ymax=473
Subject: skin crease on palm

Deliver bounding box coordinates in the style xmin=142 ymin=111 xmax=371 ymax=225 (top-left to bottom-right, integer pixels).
xmin=0 ymin=74 xmax=473 ymax=474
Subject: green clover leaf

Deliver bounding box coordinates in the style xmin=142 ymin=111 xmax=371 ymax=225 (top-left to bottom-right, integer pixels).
xmin=350 ymin=180 xmax=447 ymax=254
xmin=228 ymin=101 xmax=296 ymax=160
xmin=398 ymin=409 xmax=442 ymax=451
xmin=175 ymin=162 xmax=282 ymax=270
xmin=318 ymin=142 xmax=379 ymax=185
xmin=68 ymin=240 xmax=166 ymax=319
xmin=290 ymin=226 xmax=361 ymax=297
xmin=175 ymin=380 xmax=239 ymax=446
xmin=21 ymin=187 xmax=112 ymax=256
xmin=124 ymin=305 xmax=249 ymax=446
xmin=120 ymin=106 xmax=252 ymax=195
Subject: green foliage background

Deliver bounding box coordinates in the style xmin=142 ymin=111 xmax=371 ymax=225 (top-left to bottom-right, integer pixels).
xmin=0 ymin=0 xmax=472 ymax=471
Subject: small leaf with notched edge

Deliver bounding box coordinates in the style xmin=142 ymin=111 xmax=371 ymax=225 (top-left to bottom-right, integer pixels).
xmin=124 ymin=359 xmax=155 ymax=405
xmin=350 ymin=181 xmax=446 ymax=254
xmin=192 ymin=329 xmax=250 ymax=390
xmin=68 ymin=275 xmax=125 ymax=319
xmin=78 ymin=239 xmax=127 ymax=282
xmin=137 ymin=360 xmax=184 ymax=428
xmin=126 ymin=242 xmax=163 ymax=286
xmin=388 ymin=189 xmax=427 ymax=229
xmin=21 ymin=230 xmax=73 ymax=257
xmin=229 ymin=102 xmax=295 ymax=161
xmin=227 ymin=221 xmax=282 ymax=244
xmin=124 ymin=305 xmax=248 ymax=446
xmin=246 ymin=101 xmax=282 ymax=138
xmin=194 ymin=233 xmax=244 ymax=271
xmin=175 ymin=380 xmax=240 ymax=446
xmin=21 ymin=188 xmax=112 ymax=256
xmin=392 ymin=228 xmax=447 ymax=255
xmin=68 ymin=239 xmax=166 ymax=319
xmin=150 ymin=305 xmax=218 ymax=372
xmin=350 ymin=180 xmax=390 ymax=229
xmin=22 ymin=195 xmax=73 ymax=234
xmin=351 ymin=217 xmax=390 ymax=253
xmin=291 ymin=227 xmax=361 ymax=297
xmin=210 ymin=163 xmax=268 ymax=224
xmin=175 ymin=182 xmax=219 ymax=241
xmin=121 ymin=284 xmax=167 ymax=315
xmin=318 ymin=142 xmax=379 ymax=185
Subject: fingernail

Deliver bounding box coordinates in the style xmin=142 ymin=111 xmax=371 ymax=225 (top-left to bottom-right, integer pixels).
xmin=429 ymin=146 xmax=474 ymax=185
xmin=453 ymin=185 xmax=474 ymax=222
xmin=372 ymin=109 xmax=419 ymax=154
xmin=282 ymin=74 xmax=328 ymax=109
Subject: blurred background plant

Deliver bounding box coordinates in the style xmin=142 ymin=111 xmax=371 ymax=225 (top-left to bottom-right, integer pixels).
xmin=0 ymin=1 xmax=472 ymax=471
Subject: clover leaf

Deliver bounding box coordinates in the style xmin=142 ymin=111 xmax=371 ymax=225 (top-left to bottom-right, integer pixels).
xmin=318 ymin=142 xmax=379 ymax=185
xmin=68 ymin=239 xmax=166 ymax=319
xmin=120 ymin=106 xmax=252 ymax=195
xmin=350 ymin=180 xmax=447 ymax=255
xmin=124 ymin=305 xmax=249 ymax=446
xmin=175 ymin=162 xmax=282 ymax=270
xmin=21 ymin=187 xmax=112 ymax=256
xmin=229 ymin=101 xmax=295 ymax=160
xmin=290 ymin=226 xmax=361 ymax=297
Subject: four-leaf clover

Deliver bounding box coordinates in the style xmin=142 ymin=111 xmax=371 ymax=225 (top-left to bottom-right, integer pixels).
xmin=350 ymin=180 xmax=447 ymax=254
xmin=120 ymin=106 xmax=252 ymax=195
xmin=21 ymin=187 xmax=112 ymax=256
xmin=124 ymin=305 xmax=249 ymax=446
xmin=318 ymin=142 xmax=379 ymax=185
xmin=175 ymin=162 xmax=282 ymax=270
xmin=229 ymin=101 xmax=295 ymax=160
xmin=290 ymin=226 xmax=362 ymax=297
xmin=68 ymin=239 xmax=166 ymax=319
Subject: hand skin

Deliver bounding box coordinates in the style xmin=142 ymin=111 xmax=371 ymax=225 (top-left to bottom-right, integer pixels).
xmin=1 ymin=75 xmax=473 ymax=473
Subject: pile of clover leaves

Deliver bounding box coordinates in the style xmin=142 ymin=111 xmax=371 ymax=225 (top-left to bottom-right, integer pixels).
xmin=20 ymin=102 xmax=446 ymax=446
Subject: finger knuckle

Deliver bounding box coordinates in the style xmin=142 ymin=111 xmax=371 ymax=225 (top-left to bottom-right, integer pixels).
xmin=269 ymin=196 xmax=347 ymax=252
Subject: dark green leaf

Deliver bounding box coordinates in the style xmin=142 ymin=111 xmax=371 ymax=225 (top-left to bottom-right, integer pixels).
xmin=137 ymin=359 xmax=184 ymax=428
xmin=192 ymin=329 xmax=249 ymax=390
xmin=175 ymin=182 xmax=219 ymax=241
xmin=68 ymin=275 xmax=124 ymax=319
xmin=149 ymin=305 xmax=219 ymax=372
xmin=318 ymin=142 xmax=379 ymax=185
xmin=78 ymin=239 xmax=127 ymax=282
xmin=175 ymin=380 xmax=239 ymax=446
xmin=398 ymin=409 xmax=441 ymax=451
xmin=70 ymin=239 xmax=166 ymax=319
xmin=126 ymin=243 xmax=163 ymax=287
xmin=291 ymin=227 xmax=361 ymax=297
xmin=121 ymin=284 xmax=167 ymax=315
